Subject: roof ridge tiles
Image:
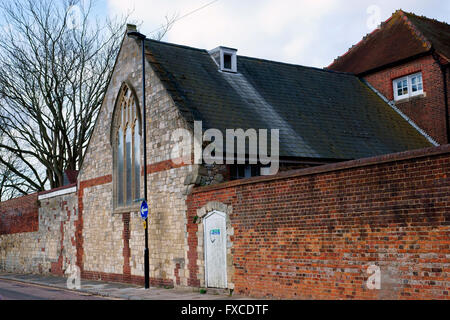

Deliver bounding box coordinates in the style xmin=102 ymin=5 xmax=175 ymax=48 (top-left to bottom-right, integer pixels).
xmin=328 ymin=9 xmax=450 ymax=74
xmin=144 ymin=38 xmax=209 ymax=54
xmin=326 ymin=11 xmax=398 ymax=69
xmin=398 ymin=10 xmax=433 ymax=51
xmin=327 ymin=9 xmax=450 ymax=70
xmin=143 ymin=38 xmax=355 ymax=76
xmin=402 ymin=10 xmax=450 ymax=27
xmin=238 ymin=55 xmax=355 ymax=76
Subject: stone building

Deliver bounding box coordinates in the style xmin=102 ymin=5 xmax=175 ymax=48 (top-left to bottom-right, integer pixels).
xmin=74 ymin=22 xmax=434 ymax=287
xmin=2 ymin=17 xmax=448 ymax=298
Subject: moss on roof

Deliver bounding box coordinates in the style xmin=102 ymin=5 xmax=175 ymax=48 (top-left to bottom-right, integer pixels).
xmin=143 ymin=38 xmax=432 ymax=160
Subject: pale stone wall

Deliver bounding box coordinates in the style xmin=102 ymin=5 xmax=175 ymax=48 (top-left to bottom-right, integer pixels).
xmin=1 ymin=32 xmax=223 ymax=286
xmin=78 ymin=33 xmax=197 ymax=286
xmin=1 ymin=33 xmax=226 ymax=287
xmin=129 ymin=166 xmax=195 ymax=285
xmin=82 ymin=184 xmax=124 ymax=275
xmin=0 ymin=232 xmax=45 ymax=274
xmin=0 ymin=192 xmax=78 ymax=275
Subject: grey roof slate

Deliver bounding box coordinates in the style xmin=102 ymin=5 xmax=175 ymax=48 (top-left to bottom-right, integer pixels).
xmin=143 ymin=39 xmax=433 ymax=160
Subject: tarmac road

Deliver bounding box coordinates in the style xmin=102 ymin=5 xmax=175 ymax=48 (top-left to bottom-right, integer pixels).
xmin=0 ymin=279 xmax=109 ymax=300
xmin=0 ymin=273 xmax=247 ymax=300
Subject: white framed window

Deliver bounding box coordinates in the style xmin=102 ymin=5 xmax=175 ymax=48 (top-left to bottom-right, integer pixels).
xmin=393 ymin=72 xmax=424 ymax=101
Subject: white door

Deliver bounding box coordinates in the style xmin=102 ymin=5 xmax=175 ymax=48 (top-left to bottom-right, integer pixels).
xmin=204 ymin=211 xmax=227 ymax=289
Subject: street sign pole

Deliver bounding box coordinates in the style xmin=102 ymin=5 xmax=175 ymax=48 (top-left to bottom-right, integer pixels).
xmin=141 ymin=36 xmax=150 ymax=290
xmin=128 ymin=30 xmax=150 ymax=290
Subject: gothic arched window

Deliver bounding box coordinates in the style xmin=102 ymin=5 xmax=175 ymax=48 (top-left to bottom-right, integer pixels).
xmin=113 ymin=84 xmax=141 ymax=208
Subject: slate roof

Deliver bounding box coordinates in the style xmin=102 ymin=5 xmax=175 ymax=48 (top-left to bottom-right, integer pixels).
xmin=143 ymin=38 xmax=433 ymax=160
xmin=328 ymin=10 xmax=450 ymax=75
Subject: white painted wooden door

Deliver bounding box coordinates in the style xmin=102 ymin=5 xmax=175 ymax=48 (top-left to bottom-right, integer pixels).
xmin=204 ymin=211 xmax=227 ymax=289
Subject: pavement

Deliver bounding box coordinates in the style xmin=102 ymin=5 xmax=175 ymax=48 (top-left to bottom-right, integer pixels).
xmin=0 ymin=272 xmax=250 ymax=300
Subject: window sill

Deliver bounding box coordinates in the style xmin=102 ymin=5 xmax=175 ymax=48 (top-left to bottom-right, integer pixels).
xmin=394 ymin=92 xmax=426 ymax=104
xmin=113 ymin=206 xmax=140 ymax=215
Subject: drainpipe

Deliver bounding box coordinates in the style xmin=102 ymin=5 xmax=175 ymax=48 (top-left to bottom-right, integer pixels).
xmin=433 ymin=51 xmax=450 ymax=144
xmin=442 ymin=65 xmax=450 ymax=144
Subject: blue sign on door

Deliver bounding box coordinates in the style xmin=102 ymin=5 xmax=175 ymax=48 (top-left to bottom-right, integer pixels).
xmin=210 ymin=229 xmax=221 ymax=236
xmin=140 ymin=201 xmax=149 ymax=220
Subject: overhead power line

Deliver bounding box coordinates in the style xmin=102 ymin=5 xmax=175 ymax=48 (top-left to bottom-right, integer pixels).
xmin=149 ymin=0 xmax=221 ymax=35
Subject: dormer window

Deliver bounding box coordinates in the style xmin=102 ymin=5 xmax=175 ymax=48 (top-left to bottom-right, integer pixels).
xmin=209 ymin=46 xmax=238 ymax=73
xmin=393 ymin=72 xmax=424 ymax=101
xmin=223 ymin=53 xmax=232 ymax=70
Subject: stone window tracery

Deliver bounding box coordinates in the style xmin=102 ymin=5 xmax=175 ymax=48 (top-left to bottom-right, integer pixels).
xmin=113 ymin=84 xmax=141 ymax=208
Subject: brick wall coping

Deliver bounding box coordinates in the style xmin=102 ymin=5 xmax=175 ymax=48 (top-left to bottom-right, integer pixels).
xmin=0 ymin=192 xmax=38 ymax=206
xmin=37 ymin=183 xmax=77 ymax=200
xmin=192 ymin=145 xmax=450 ymax=194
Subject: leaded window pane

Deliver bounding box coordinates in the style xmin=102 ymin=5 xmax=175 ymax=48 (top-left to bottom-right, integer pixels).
xmin=114 ymin=85 xmax=142 ymax=209
xmin=126 ymin=127 xmax=133 ymax=205
xmin=118 ymin=128 xmax=124 ymax=206
xmin=134 ymin=123 xmax=141 ymax=200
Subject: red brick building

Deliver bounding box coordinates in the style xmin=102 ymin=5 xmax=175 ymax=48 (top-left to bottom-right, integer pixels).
xmin=328 ymin=10 xmax=450 ymax=146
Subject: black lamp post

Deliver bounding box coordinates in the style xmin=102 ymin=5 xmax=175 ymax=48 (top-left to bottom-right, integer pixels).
xmin=127 ymin=30 xmax=150 ymax=290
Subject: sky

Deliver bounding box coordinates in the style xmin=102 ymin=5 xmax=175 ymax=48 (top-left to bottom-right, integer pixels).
xmin=0 ymin=0 xmax=448 ymax=68
xmin=101 ymin=0 xmax=449 ymax=68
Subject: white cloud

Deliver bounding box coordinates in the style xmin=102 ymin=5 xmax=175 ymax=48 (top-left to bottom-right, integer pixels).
xmin=282 ymin=37 xmax=310 ymax=61
xmin=257 ymin=0 xmax=338 ymax=35
xmin=107 ymin=0 xmax=449 ymax=68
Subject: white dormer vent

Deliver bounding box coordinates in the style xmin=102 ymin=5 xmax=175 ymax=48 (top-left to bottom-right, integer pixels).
xmin=209 ymin=46 xmax=238 ymax=73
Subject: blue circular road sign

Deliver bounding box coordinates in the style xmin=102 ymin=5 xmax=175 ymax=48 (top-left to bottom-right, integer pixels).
xmin=140 ymin=201 xmax=149 ymax=220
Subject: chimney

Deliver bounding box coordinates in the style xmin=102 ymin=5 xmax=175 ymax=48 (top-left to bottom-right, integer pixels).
xmin=63 ymin=170 xmax=79 ymax=186
xmin=126 ymin=24 xmax=137 ymax=33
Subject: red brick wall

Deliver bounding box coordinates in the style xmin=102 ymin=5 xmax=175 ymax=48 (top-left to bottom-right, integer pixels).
xmin=364 ymin=55 xmax=448 ymax=145
xmin=0 ymin=193 xmax=38 ymax=235
xmin=186 ymin=145 xmax=450 ymax=300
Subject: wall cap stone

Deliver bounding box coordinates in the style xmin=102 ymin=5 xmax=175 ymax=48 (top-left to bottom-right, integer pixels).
xmin=193 ymin=145 xmax=450 ymax=194
xmin=38 ymin=184 xmax=77 ymax=201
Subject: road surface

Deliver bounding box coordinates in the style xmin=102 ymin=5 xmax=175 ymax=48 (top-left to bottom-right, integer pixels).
xmin=0 ymin=279 xmax=109 ymax=300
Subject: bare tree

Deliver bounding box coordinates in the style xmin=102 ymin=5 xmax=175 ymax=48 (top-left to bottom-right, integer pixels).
xmin=0 ymin=0 xmax=128 ymax=191
xmin=0 ymin=0 xmax=176 ymax=196
xmin=0 ymin=128 xmax=33 ymax=200
xmin=152 ymin=13 xmax=178 ymax=41
xmin=0 ymin=155 xmax=33 ymax=201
